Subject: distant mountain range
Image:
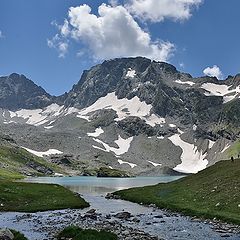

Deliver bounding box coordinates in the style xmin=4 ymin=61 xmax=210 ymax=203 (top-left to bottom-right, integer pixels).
xmin=0 ymin=57 xmax=239 ymax=176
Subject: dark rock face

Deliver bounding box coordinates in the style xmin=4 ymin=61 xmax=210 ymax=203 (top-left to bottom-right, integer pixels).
xmin=63 ymin=57 xmax=238 ymax=133
xmin=117 ymin=117 xmax=155 ymax=136
xmin=26 ymin=161 xmax=53 ymax=175
xmin=0 ymin=73 xmax=53 ymax=110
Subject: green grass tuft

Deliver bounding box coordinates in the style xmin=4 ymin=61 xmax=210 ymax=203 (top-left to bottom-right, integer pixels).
xmin=11 ymin=229 xmax=28 ymax=240
xmin=57 ymin=226 xmax=118 ymax=240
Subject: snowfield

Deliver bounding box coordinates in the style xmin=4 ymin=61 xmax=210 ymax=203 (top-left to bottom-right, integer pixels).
xmin=118 ymin=159 xmax=137 ymax=168
xmin=77 ymin=92 xmax=165 ymax=127
xmin=4 ymin=91 xmax=179 ymax=129
xmin=168 ymin=133 xmax=208 ymax=174
xmin=23 ymin=147 xmax=63 ymax=157
xmin=201 ymin=83 xmax=240 ymax=103
xmin=87 ymin=127 xmax=104 ymax=137
xmin=92 ymin=135 xmax=133 ymax=156
xmin=7 ymin=104 xmax=65 ymax=126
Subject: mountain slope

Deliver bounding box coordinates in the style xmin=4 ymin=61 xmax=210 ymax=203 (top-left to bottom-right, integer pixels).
xmin=0 ymin=133 xmax=63 ymax=180
xmin=0 ymin=57 xmax=239 ymax=176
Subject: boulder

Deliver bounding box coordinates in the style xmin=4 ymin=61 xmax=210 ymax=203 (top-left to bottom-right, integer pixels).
xmin=114 ymin=211 xmax=132 ymax=220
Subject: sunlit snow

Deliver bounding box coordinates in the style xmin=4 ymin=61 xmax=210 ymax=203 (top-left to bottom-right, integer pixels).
xmin=201 ymin=83 xmax=240 ymax=103
xmin=208 ymin=140 xmax=215 ymax=149
xmin=147 ymin=160 xmax=162 ymax=167
xmin=23 ymin=147 xmax=63 ymax=157
xmin=92 ymin=135 xmax=133 ymax=156
xmin=221 ymin=144 xmax=230 ymax=153
xmin=77 ymin=92 xmax=165 ymax=127
xmin=87 ymin=127 xmax=104 ymax=137
xmin=9 ymin=104 xmax=65 ymax=126
xmin=125 ymin=68 xmax=136 ymax=78
xmin=169 ymin=132 xmax=208 ymax=174
xmin=175 ymin=79 xmax=195 ymax=86
xmin=118 ymin=159 xmax=137 ymax=168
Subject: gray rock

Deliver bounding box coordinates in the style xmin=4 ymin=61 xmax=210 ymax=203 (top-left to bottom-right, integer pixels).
xmin=115 ymin=211 xmax=132 ymax=220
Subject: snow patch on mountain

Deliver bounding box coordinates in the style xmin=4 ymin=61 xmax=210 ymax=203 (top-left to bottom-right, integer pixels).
xmin=23 ymin=147 xmax=63 ymax=157
xmin=125 ymin=68 xmax=136 ymax=78
xmin=92 ymin=135 xmax=133 ymax=156
xmin=44 ymin=126 xmax=54 ymax=129
xmin=221 ymin=144 xmax=230 ymax=153
xmin=8 ymin=104 xmax=64 ymax=126
xmin=208 ymin=140 xmax=215 ymax=149
xmin=77 ymin=92 xmax=165 ymax=127
xmin=87 ymin=127 xmax=104 ymax=137
xmin=168 ymin=133 xmax=208 ymax=174
xmin=201 ymin=83 xmax=240 ymax=103
xmin=147 ymin=160 xmax=162 ymax=167
xmin=175 ymin=79 xmax=195 ymax=86
xmin=118 ymin=159 xmax=137 ymax=168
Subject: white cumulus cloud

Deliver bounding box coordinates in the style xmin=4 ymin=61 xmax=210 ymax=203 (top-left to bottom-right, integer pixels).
xmin=50 ymin=3 xmax=175 ymax=61
xmin=203 ymin=65 xmax=223 ymax=79
xmin=47 ymin=34 xmax=68 ymax=58
xmin=126 ymin=0 xmax=202 ymax=22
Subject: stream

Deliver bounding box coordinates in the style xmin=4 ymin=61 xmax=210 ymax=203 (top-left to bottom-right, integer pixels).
xmin=0 ymin=176 xmax=239 ymax=240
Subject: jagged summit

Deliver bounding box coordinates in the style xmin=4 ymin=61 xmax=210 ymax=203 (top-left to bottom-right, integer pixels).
xmin=0 ymin=73 xmax=53 ymax=110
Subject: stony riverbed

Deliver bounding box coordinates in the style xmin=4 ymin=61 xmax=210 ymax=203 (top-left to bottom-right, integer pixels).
xmin=0 ymin=194 xmax=239 ymax=240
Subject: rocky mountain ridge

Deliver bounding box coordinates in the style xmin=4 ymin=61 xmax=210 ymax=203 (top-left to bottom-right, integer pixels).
xmin=0 ymin=57 xmax=239 ymax=176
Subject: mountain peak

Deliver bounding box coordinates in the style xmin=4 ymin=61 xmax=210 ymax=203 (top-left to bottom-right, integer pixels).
xmin=0 ymin=73 xmax=53 ymax=110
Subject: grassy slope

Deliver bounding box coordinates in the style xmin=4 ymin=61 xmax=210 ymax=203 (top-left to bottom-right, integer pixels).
xmin=227 ymin=140 xmax=240 ymax=158
xmin=0 ymin=145 xmax=63 ymax=180
xmin=0 ymin=181 xmax=89 ymax=212
xmin=114 ymin=160 xmax=240 ymax=224
xmin=57 ymin=226 xmax=117 ymax=240
xmin=0 ymin=142 xmax=89 ymax=212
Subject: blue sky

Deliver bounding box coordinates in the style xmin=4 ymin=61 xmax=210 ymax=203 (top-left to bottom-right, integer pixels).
xmin=0 ymin=0 xmax=240 ymax=96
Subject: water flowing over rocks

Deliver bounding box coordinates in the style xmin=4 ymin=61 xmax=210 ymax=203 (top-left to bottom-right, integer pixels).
xmin=0 ymin=194 xmax=239 ymax=240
